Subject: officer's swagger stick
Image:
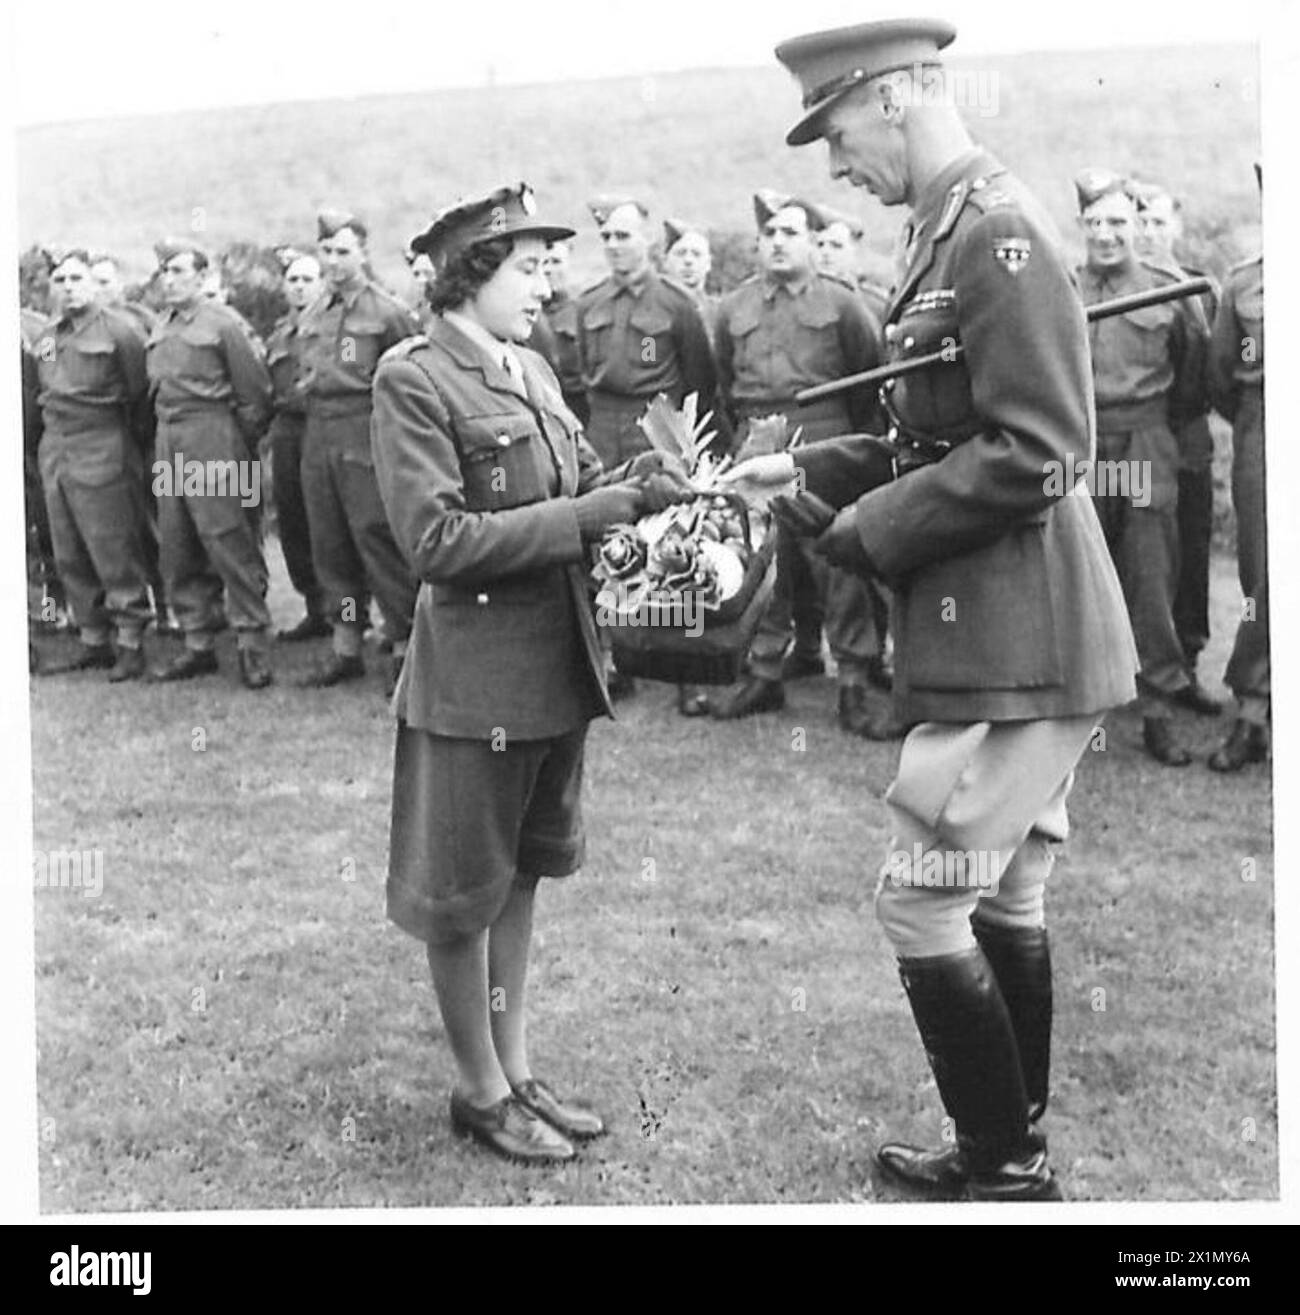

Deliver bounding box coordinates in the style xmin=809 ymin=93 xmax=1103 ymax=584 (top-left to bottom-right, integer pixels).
xmin=795 ymin=276 xmax=1212 ymax=404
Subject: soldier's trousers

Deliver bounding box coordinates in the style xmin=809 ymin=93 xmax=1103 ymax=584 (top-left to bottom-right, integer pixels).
xmin=875 ymin=715 xmax=1098 ymax=958
xmin=1093 ymin=427 xmax=1188 ymax=705
xmin=156 ymin=409 xmax=271 ymax=652
xmin=301 ymin=407 xmax=417 ymax=651
xmin=748 ymin=524 xmax=882 ymax=685
xmin=269 ymin=411 xmax=325 ymax=617
xmin=39 ymin=423 xmax=152 ymax=647
xmin=1224 ymin=391 xmax=1269 ymax=721
xmin=1173 ymin=461 xmax=1214 ymax=667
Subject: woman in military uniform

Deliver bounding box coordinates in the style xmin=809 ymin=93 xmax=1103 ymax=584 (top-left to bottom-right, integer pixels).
xmin=371 ymin=184 xmax=686 ymax=1164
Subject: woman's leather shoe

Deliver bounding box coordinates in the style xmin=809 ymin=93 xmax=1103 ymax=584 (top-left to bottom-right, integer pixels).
xmin=511 ymin=1078 xmax=606 ymax=1141
xmin=448 ymin=1091 xmax=576 ymax=1163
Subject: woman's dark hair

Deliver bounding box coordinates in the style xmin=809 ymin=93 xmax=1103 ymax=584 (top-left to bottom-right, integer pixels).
xmin=427 ymin=236 xmax=515 ymax=313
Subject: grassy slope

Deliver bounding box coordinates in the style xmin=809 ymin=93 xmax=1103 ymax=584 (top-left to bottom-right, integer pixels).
xmin=31 ymin=550 xmax=1275 ymax=1210
xmin=17 ymin=45 xmax=1261 ymax=289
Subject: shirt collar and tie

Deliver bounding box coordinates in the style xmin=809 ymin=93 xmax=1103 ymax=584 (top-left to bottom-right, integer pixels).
xmin=444 ymin=310 xmax=527 ymax=392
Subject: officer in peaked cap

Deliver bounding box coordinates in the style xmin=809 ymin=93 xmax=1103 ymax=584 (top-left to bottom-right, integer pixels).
xmin=726 ymin=18 xmax=1138 ymax=1201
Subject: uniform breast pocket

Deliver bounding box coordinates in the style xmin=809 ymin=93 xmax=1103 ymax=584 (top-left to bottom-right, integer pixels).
xmin=581 ymin=304 xmax=615 ymax=368
xmin=177 ymin=325 xmax=228 ymax=384
xmin=1117 ymin=304 xmax=1173 ymax=371
xmin=456 ymin=414 xmax=548 ymax=511
xmin=792 ymin=299 xmax=843 ymax=375
xmin=892 ymin=303 xmax=971 ymax=432
xmin=342 ymin=319 xmax=387 ymax=377
xmin=628 ymin=306 xmax=674 ymax=371
xmin=64 ymin=338 xmax=119 ymax=395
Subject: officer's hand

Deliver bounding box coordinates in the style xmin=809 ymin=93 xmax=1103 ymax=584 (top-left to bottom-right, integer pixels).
xmin=770 ymin=491 xmax=836 ymax=538
xmin=718 ymin=452 xmax=797 ymax=508
xmin=626 ymin=449 xmax=690 ymax=483
xmin=813 ymin=505 xmax=874 ymax=576
xmin=574 ymin=483 xmax=645 ymax=538
xmin=640 ymin=472 xmax=695 ymax=512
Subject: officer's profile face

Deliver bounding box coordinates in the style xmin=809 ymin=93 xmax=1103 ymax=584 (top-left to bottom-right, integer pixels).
xmin=664 ymin=231 xmax=711 ymax=290
xmin=284 ymin=255 xmax=323 ymax=310
xmin=542 ymin=241 xmax=571 ymax=301
xmin=318 ymin=225 xmax=367 ymax=287
xmin=599 ymin=204 xmax=652 ymax=278
xmin=1080 ymin=192 xmax=1139 ymax=269
xmin=759 ymin=205 xmax=815 ymax=278
xmin=1137 ymin=194 xmax=1181 ymax=264
xmin=461 ymin=235 xmax=551 ymax=344
xmin=814 ymin=221 xmax=858 ymax=279
xmin=49 ymin=259 xmax=95 ymax=315
xmin=159 ymin=252 xmax=206 ymax=305
xmin=822 ymin=79 xmax=910 ymax=206
xmin=89 ymin=259 xmax=125 ymax=305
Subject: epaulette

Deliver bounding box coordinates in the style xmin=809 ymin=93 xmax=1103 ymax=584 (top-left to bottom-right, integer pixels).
xmin=1229 ymin=254 xmax=1262 ymax=273
xmin=378 ymin=335 xmax=431 ymax=367
xmin=1139 ymin=260 xmax=1184 ymax=286
xmin=657 ymin=273 xmax=698 ymax=303
xmin=965 ymin=173 xmax=1017 ymax=215
xmin=366 ymin=280 xmax=416 ymax=311
xmin=576 ymin=276 xmax=615 ymax=304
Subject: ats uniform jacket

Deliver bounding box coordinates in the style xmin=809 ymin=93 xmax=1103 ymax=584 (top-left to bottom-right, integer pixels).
xmin=795 ymin=148 xmax=1137 ymax=725
xmin=371 ymin=316 xmax=613 ymax=740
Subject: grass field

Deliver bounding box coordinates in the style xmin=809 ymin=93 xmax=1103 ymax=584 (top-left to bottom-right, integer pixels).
xmin=30 ymin=544 xmax=1275 ymax=1211
xmin=16 ymin=44 xmax=1261 ymax=291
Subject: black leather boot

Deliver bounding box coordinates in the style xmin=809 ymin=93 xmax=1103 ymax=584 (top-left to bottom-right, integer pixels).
xmin=972 ymin=920 xmax=1053 ymax=1124
xmin=876 ymin=948 xmax=1061 ymax=1201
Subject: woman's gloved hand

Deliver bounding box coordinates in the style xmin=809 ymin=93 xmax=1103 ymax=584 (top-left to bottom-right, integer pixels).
xmin=574 ymin=483 xmax=645 ymax=538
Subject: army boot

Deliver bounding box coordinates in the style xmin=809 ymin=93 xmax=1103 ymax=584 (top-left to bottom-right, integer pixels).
xmin=875 ymin=947 xmax=1062 ymax=1202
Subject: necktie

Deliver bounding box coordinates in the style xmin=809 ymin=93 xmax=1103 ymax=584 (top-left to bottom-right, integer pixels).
xmin=501 ymin=349 xmax=525 ymax=391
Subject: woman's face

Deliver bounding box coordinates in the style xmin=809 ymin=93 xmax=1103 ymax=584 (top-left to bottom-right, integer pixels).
xmin=463 ymin=236 xmax=551 ymax=343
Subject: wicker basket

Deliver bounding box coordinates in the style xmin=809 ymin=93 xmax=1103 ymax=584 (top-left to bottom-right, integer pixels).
xmin=600 ymin=496 xmax=777 ymax=685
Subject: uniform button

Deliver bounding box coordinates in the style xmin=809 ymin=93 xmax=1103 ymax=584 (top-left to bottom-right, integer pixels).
xmin=884 ymin=324 xmax=899 ymax=344
xmin=903 ymin=336 xmax=915 ymax=350
xmin=497 ymin=434 xmax=511 ymax=446
xmin=883 ymin=379 xmax=897 ymax=393
xmin=476 ymin=592 xmax=489 ymax=605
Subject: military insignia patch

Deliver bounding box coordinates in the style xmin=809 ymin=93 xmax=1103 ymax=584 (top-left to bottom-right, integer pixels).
xmin=993 ymin=237 xmax=1031 ymax=275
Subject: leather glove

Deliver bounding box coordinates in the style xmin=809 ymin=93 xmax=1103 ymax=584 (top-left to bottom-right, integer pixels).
xmin=574 ymin=482 xmax=645 ymax=537
xmin=813 ymin=504 xmax=875 ymax=576
xmin=769 ymin=490 xmax=837 ymax=538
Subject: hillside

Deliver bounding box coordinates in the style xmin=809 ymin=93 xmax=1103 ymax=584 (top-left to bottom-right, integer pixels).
xmin=17 ymin=43 xmax=1261 ymax=290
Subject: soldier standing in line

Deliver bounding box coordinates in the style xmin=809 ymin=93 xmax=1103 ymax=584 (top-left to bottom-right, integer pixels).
xmin=1135 ymin=184 xmax=1222 ymax=716
xmin=710 ymin=190 xmax=894 ymax=738
xmin=146 ymin=239 xmax=275 ymax=690
xmin=811 ymin=200 xmax=895 ymax=690
xmin=576 ymin=195 xmax=728 ymax=703
xmin=31 ymin=248 xmax=154 ymax=680
xmin=88 ymin=249 xmax=173 ymax=637
xmin=662 ymin=218 xmax=720 ymax=342
xmin=296 ymin=209 xmax=421 ymax=693
xmin=729 ymin=18 xmax=1138 ymax=1200
xmin=1208 ymin=166 xmax=1268 ymax=772
xmin=533 ymin=237 xmax=588 ymax=424
xmin=266 ymin=248 xmax=331 ymax=643
xmin=1075 ymin=171 xmax=1209 ymax=765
